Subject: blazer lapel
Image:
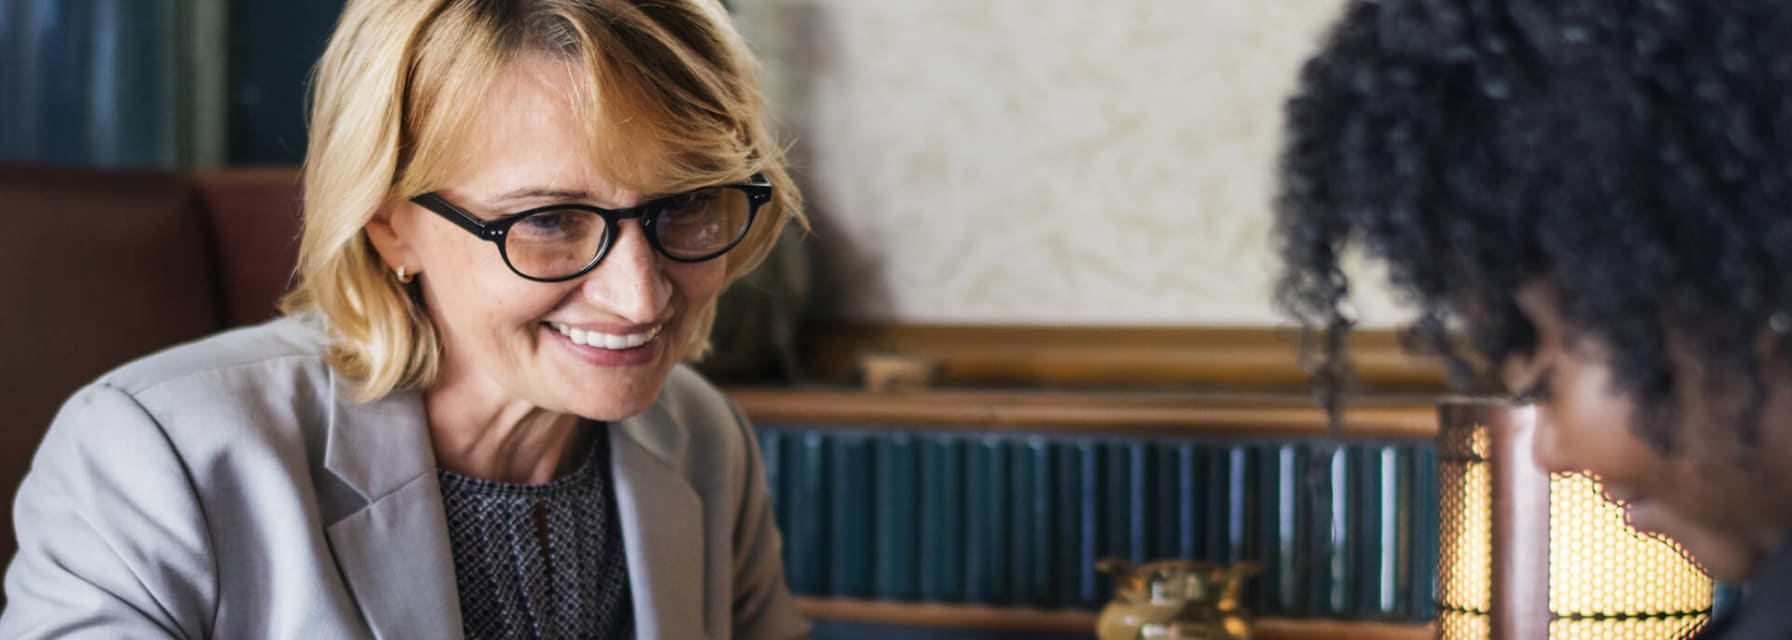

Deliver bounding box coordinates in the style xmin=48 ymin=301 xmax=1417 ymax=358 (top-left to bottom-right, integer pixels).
xmin=611 ymin=412 xmax=708 ymax=639
xmin=320 ymin=372 xmax=463 ymax=640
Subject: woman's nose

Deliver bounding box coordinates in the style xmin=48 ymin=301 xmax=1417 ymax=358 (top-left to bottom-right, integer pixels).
xmin=581 ymin=221 xmax=671 ymax=322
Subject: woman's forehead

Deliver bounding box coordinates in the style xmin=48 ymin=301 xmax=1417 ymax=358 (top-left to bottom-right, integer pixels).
xmin=422 ymin=56 xmax=675 ymax=199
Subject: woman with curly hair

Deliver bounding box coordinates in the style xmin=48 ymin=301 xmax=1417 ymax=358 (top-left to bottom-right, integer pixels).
xmin=1277 ymin=0 xmax=1792 ymax=636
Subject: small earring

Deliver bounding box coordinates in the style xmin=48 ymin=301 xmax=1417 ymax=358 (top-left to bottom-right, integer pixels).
xmin=395 ymin=265 xmax=414 ymax=284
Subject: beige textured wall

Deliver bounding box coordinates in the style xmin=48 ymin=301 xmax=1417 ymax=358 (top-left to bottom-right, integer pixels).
xmin=736 ymin=0 xmax=1408 ymax=327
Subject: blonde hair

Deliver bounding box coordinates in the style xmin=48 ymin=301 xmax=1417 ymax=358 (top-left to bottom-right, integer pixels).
xmin=281 ymin=0 xmax=803 ymax=400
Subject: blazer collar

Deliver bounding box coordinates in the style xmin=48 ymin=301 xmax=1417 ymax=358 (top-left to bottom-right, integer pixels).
xmin=611 ymin=402 xmax=710 ymax=639
xmin=322 ymin=372 xmax=435 ymax=501
xmin=317 ymin=370 xmax=710 ymax=640
xmin=320 ymin=369 xmax=463 ymax=640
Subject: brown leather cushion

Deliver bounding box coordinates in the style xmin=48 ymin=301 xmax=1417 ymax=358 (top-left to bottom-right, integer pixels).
xmin=194 ymin=168 xmax=303 ymax=325
xmin=0 ymin=164 xmax=223 ymax=575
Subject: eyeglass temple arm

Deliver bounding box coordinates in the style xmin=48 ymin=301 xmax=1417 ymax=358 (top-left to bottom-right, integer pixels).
xmin=411 ymin=193 xmax=504 ymax=240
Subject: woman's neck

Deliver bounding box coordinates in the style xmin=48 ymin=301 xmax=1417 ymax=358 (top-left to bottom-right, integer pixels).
xmin=422 ymin=374 xmax=593 ymax=485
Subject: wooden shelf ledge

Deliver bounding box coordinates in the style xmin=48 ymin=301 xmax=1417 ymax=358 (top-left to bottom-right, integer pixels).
xmin=797 ymin=597 xmax=1093 ymax=633
xmin=804 ymin=324 xmax=1447 ymax=392
xmin=794 ymin=597 xmax=1436 ymax=639
xmin=728 ymin=387 xmax=1439 ymax=439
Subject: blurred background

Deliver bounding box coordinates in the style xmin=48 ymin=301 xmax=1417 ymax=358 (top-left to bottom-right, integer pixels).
xmin=0 ymin=0 xmax=1408 ymax=327
xmin=0 ymin=2 xmax=1725 ymax=640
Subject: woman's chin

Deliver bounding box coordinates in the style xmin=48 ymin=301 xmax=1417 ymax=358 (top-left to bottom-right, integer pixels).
xmin=553 ymin=386 xmax=663 ymax=423
xmin=1653 ymin=518 xmax=1769 ymax=583
xmin=573 ymin=368 xmax=676 ymax=419
xmin=1685 ymin=545 xmax=1762 ymax=584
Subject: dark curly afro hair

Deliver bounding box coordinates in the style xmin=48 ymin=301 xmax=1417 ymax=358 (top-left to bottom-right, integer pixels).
xmin=1277 ymin=0 xmax=1792 ymax=450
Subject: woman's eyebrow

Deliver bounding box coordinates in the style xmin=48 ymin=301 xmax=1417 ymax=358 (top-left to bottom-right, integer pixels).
xmin=486 ymin=187 xmax=592 ymax=206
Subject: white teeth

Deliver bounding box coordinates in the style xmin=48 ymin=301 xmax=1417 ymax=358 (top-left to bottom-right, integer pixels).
xmin=551 ymin=323 xmax=661 ymax=350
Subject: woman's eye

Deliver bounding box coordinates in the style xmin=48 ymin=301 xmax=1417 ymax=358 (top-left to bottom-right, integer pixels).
xmin=522 ymin=214 xmax=565 ymax=230
xmin=1512 ymin=370 xmax=1555 ymax=405
xmin=510 ymin=210 xmax=600 ymax=242
xmin=660 ymin=192 xmax=716 ymax=218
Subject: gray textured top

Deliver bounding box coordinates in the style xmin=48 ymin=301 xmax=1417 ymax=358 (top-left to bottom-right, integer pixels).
xmin=439 ymin=435 xmax=634 ymax=640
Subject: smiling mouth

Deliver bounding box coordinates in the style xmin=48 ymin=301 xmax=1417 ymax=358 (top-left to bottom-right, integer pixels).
xmin=548 ymin=322 xmax=663 ymax=350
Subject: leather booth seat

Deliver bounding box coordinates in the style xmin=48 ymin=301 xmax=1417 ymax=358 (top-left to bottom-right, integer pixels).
xmin=0 ymin=164 xmax=302 ymax=583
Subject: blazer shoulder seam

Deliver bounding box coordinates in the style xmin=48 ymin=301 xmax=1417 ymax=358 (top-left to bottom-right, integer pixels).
xmin=105 ymin=353 xmax=324 ymax=399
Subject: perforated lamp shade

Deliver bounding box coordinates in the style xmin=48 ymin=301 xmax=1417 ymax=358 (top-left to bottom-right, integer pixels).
xmin=1436 ymin=400 xmax=1713 ymax=640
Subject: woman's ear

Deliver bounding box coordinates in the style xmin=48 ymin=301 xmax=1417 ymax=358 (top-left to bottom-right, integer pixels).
xmin=364 ymin=201 xmax=418 ymax=273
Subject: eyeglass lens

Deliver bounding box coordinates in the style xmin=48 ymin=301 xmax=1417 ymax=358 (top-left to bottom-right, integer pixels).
xmin=503 ymin=185 xmax=753 ymax=279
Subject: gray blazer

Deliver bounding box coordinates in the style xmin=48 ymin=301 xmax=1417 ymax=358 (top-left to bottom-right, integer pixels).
xmin=0 ymin=317 xmax=808 ymax=639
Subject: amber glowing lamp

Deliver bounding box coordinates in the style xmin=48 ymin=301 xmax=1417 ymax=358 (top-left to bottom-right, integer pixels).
xmin=1436 ymin=399 xmax=1713 ymax=640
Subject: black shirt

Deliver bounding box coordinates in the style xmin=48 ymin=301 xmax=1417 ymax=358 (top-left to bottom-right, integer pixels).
xmin=439 ymin=436 xmax=634 ymax=640
xmin=1697 ymin=539 xmax=1792 ymax=639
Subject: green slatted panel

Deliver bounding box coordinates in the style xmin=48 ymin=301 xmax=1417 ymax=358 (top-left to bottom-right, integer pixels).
xmin=753 ymin=426 xmax=1441 ymax=623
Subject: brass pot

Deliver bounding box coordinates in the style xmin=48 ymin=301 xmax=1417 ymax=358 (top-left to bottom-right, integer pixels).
xmin=1095 ymin=558 xmax=1260 ymax=640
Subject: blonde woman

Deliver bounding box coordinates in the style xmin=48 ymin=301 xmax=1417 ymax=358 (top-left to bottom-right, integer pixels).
xmin=0 ymin=1 xmax=807 ymax=638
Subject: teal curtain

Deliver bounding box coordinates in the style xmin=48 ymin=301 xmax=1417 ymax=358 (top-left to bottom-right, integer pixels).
xmin=1 ymin=0 xmax=180 ymax=167
xmin=225 ymin=0 xmax=343 ymax=165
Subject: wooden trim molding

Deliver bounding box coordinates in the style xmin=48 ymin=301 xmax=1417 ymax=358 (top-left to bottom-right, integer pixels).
xmin=802 ymin=323 xmax=1447 ymax=392
xmin=797 ymin=598 xmax=1093 ymax=633
xmin=794 ymin=597 xmax=1436 ymax=639
xmin=728 ymin=387 xmax=1439 ymax=439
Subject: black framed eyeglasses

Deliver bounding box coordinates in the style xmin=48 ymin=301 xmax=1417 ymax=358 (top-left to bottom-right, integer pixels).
xmin=409 ymin=174 xmax=771 ymax=282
